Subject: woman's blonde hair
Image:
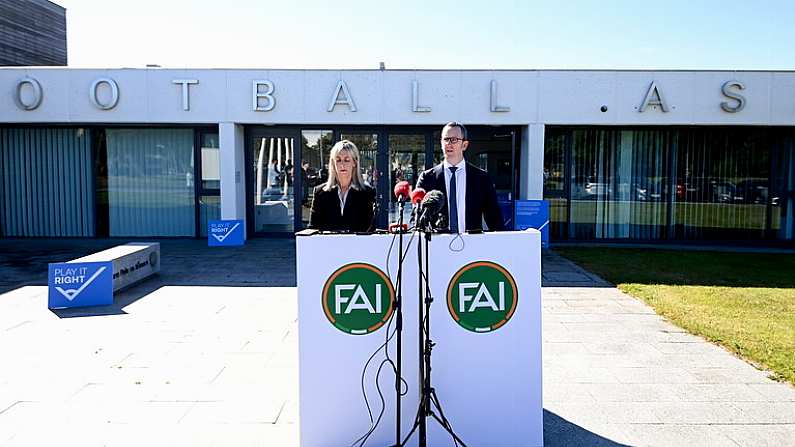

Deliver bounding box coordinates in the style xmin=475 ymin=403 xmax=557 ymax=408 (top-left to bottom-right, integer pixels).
xmin=323 ymin=139 xmax=367 ymax=191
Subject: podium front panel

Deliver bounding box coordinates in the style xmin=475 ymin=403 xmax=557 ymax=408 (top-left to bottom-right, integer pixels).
xmin=297 ymin=231 xmax=542 ymax=447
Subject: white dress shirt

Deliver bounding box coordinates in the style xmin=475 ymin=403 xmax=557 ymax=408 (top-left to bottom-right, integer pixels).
xmin=443 ymin=159 xmax=466 ymax=232
xmin=337 ymin=187 xmax=349 ymax=215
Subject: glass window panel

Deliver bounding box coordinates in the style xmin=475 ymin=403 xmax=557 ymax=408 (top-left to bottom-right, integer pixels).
xmin=0 ymin=127 xmax=94 ymax=237
xmin=568 ymin=128 xmax=669 ymax=240
xmin=771 ymin=133 xmax=795 ymax=240
xmin=199 ymin=195 xmax=221 ymax=237
xmin=340 ymin=133 xmax=378 ymax=189
xmin=300 ymin=130 xmax=333 ymax=229
xmin=201 ymin=132 xmax=220 ymax=190
xmin=388 ymin=134 xmax=425 ymax=224
xmin=106 ymin=128 xmax=195 ymax=237
xmin=251 ymin=135 xmax=296 ymax=233
xmin=543 ymin=128 xmax=567 ymax=240
xmin=672 ymin=128 xmax=769 ymax=240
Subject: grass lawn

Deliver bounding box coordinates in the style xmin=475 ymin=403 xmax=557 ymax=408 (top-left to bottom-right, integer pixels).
xmin=554 ymin=248 xmax=795 ymax=386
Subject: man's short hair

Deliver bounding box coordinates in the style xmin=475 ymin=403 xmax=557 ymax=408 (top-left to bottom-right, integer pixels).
xmin=443 ymin=121 xmax=468 ymax=140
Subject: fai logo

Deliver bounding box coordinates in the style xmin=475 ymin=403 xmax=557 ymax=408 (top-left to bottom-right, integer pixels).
xmin=447 ymin=261 xmax=518 ymax=333
xmin=322 ymin=263 xmax=395 ymax=335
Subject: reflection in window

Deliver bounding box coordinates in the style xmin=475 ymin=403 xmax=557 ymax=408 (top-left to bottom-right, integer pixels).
xmin=201 ymin=133 xmax=220 ymax=190
xmin=252 ymin=136 xmax=295 ymax=232
xmin=300 ymin=130 xmax=333 ymax=228
xmin=772 ymin=134 xmax=795 ymax=240
xmin=673 ymin=129 xmax=769 ymax=240
xmin=340 ymin=133 xmax=378 ymax=189
xmin=543 ymin=128 xmax=567 ymax=239
xmin=389 ymin=134 xmax=425 ymax=224
xmin=199 ymin=195 xmax=221 ymax=237
xmin=106 ymin=128 xmax=195 ymax=236
xmin=548 ymin=126 xmax=795 ymax=242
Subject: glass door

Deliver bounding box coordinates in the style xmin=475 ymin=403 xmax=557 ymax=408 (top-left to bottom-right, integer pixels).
xmin=198 ymin=130 xmax=220 ymax=237
xmin=388 ymin=134 xmax=427 ymax=224
xmin=248 ymin=128 xmax=301 ymax=234
xmin=299 ymin=130 xmax=334 ymax=229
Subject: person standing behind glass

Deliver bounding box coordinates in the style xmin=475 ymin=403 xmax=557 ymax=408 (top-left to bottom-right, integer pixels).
xmin=308 ymin=140 xmax=376 ymax=232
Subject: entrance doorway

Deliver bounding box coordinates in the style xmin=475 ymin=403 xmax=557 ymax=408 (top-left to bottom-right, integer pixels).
xmin=247 ymin=125 xmax=520 ymax=235
xmin=247 ymin=128 xmax=301 ymax=235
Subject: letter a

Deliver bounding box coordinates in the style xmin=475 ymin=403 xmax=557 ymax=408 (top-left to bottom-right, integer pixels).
xmin=468 ymin=284 xmax=500 ymax=312
xmin=345 ymin=285 xmax=377 ymax=314
xmin=639 ymin=81 xmax=670 ymax=112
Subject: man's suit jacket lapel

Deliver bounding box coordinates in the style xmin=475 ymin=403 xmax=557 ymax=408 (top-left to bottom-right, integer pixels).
xmin=464 ymin=163 xmax=477 ymax=230
xmin=433 ymin=164 xmax=447 ymax=197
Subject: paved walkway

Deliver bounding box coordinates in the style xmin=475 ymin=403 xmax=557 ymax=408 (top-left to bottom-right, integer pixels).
xmin=0 ymin=239 xmax=793 ymax=446
xmin=542 ymin=252 xmax=795 ymax=446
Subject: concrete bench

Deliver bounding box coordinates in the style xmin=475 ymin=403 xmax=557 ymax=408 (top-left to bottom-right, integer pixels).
xmin=69 ymin=242 xmax=160 ymax=292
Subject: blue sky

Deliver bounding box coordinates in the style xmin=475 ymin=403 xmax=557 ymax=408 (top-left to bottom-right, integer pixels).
xmin=57 ymin=0 xmax=793 ymax=70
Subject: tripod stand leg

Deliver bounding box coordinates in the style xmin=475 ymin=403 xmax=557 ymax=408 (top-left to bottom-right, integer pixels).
xmin=427 ymin=410 xmax=469 ymax=447
xmin=400 ymin=403 xmax=423 ymax=445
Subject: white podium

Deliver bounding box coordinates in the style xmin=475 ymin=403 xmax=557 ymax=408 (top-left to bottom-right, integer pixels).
xmin=296 ymin=230 xmax=543 ymax=447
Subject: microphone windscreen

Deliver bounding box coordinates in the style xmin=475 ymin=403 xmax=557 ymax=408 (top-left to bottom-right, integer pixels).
xmin=410 ymin=188 xmax=427 ymax=204
xmin=393 ymin=181 xmax=411 ymax=199
xmin=421 ymin=190 xmax=445 ymax=215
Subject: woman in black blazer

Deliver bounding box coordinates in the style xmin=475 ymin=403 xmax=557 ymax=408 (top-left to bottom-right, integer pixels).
xmin=308 ymin=140 xmax=376 ymax=233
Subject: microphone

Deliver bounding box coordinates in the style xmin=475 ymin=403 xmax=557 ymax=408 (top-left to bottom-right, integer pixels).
xmin=393 ymin=181 xmax=411 ymax=203
xmin=410 ymin=188 xmax=426 ymax=205
xmin=417 ymin=190 xmax=446 ymax=230
xmin=409 ymin=188 xmax=427 ymax=226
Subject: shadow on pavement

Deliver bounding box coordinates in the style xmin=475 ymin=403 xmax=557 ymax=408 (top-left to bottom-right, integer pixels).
xmin=544 ymin=410 xmax=631 ymax=447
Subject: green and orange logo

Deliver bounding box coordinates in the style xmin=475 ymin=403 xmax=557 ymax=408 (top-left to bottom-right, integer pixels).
xmin=447 ymin=261 xmax=518 ymax=333
xmin=322 ymin=263 xmax=395 ymax=335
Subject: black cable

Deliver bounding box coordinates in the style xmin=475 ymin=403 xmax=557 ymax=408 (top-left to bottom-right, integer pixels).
xmin=448 ymin=231 xmax=465 ymax=252
xmin=353 ymin=358 xmax=394 ymax=447
xmin=350 ymin=314 xmax=396 ymax=447
xmin=350 ymin=227 xmax=418 ymax=447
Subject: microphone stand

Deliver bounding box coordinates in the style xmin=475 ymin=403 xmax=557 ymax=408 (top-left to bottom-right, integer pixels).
xmin=401 ymin=210 xmax=469 ymax=447
xmin=392 ymin=196 xmax=406 ymax=447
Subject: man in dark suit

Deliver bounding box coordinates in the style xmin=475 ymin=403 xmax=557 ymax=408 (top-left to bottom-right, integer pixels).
xmin=416 ymin=122 xmax=505 ymax=232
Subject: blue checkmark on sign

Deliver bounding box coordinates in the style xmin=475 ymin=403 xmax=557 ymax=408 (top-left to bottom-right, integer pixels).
xmin=208 ymin=219 xmax=245 ymax=246
xmin=514 ymin=200 xmax=549 ymax=248
xmin=48 ymin=261 xmax=113 ymax=309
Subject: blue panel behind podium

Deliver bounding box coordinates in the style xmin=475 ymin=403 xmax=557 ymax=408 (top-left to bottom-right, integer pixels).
xmin=208 ymin=219 xmax=245 ymax=246
xmin=514 ymin=200 xmax=550 ymax=248
xmin=48 ymin=262 xmax=113 ymax=309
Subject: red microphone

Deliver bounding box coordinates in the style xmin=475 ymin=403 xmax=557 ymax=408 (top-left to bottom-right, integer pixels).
xmin=393 ymin=181 xmax=411 ymax=202
xmin=410 ymin=188 xmax=426 ymax=205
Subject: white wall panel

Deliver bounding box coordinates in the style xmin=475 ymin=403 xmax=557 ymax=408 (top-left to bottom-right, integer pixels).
xmin=145 ymin=69 xmax=227 ymax=123
xmin=613 ymin=71 xmax=695 ymax=124
xmin=0 ymin=68 xmax=70 ymax=123
xmin=770 ymin=73 xmax=795 ymax=126
xmin=538 ymin=71 xmax=616 ymax=124
xmin=67 ymin=69 xmax=146 ymax=123
xmin=691 ymin=72 xmax=771 ymax=125
xmin=2 ymin=68 xmax=795 ymax=126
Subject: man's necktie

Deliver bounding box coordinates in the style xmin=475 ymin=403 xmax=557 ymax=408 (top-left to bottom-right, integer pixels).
xmin=448 ymin=166 xmax=458 ymax=233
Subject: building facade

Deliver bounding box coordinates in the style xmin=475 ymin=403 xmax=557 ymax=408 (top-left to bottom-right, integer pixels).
xmin=1 ymin=68 xmax=794 ymax=244
xmin=0 ymin=0 xmax=67 ymax=66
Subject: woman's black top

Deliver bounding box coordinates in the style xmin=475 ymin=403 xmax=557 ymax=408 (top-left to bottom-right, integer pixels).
xmin=308 ymin=184 xmax=376 ymax=233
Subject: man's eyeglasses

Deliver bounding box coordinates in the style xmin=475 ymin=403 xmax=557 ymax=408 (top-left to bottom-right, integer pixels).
xmin=442 ymin=137 xmax=465 ymax=145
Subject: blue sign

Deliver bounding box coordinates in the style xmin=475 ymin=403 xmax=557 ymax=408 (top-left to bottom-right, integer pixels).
xmin=497 ymin=192 xmax=514 ymax=230
xmin=48 ymin=262 xmax=113 ymax=309
xmin=208 ymin=219 xmax=245 ymax=246
xmin=514 ymin=200 xmax=550 ymax=248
